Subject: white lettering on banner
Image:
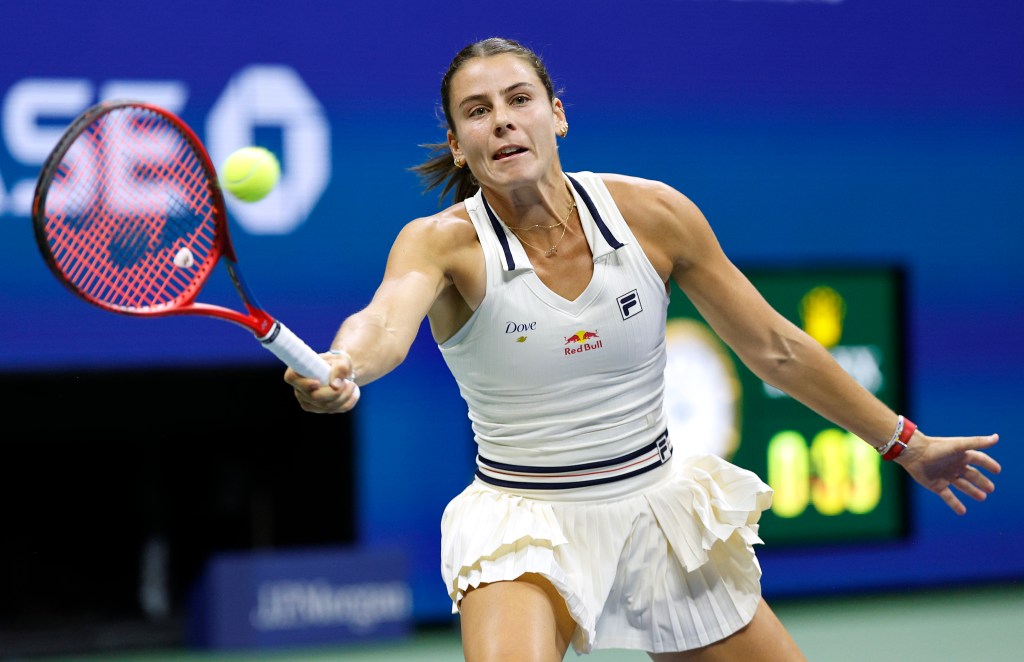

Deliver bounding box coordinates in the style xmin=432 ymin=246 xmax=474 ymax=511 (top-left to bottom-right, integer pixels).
xmin=2 ymin=78 xmax=93 ymax=214
xmin=0 ymin=162 xmax=6 ymax=216
xmin=98 ymin=81 xmax=188 ymax=114
xmin=42 ymin=138 xmax=97 ymax=219
xmin=3 ymin=79 xmax=92 ymax=163
xmin=207 ymin=65 xmax=330 ymax=235
xmin=0 ymin=68 xmax=329 ymax=236
xmin=249 ymin=579 xmax=412 ymax=632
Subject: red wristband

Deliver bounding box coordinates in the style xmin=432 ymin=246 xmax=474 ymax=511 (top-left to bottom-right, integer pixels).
xmin=882 ymin=417 xmax=917 ymax=461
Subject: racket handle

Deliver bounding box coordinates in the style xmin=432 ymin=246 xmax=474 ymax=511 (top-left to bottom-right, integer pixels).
xmin=259 ymin=321 xmax=361 ymax=402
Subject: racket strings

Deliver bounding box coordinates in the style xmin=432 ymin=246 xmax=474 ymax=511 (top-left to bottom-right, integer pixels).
xmin=41 ymin=106 xmax=222 ymax=312
xmin=96 ymin=111 xmax=213 ymax=308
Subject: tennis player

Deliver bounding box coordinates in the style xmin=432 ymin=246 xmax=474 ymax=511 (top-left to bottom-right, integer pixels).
xmin=285 ymin=37 xmax=1001 ymax=662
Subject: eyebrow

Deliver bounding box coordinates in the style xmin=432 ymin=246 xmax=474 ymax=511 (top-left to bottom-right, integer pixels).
xmin=457 ymin=82 xmax=536 ymax=110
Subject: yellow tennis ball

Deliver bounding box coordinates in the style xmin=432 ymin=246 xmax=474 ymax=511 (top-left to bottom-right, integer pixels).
xmin=220 ymin=146 xmax=280 ymax=202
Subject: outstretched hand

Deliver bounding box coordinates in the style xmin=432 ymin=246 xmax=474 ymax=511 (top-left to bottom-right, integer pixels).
xmin=896 ymin=432 xmax=1001 ymax=515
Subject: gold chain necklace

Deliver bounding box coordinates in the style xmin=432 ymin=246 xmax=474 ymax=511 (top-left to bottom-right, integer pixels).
xmin=513 ymin=219 xmax=565 ymax=231
xmin=508 ymin=188 xmax=576 ymax=257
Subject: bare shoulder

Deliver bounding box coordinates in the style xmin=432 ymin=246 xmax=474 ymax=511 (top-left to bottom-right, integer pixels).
xmin=595 ymin=173 xmax=711 ymax=277
xmin=597 ymin=173 xmax=701 ymax=219
xmin=388 ymin=200 xmax=484 ymax=322
xmin=388 ymin=201 xmax=481 ymax=274
xmin=398 ymin=201 xmax=479 ymax=252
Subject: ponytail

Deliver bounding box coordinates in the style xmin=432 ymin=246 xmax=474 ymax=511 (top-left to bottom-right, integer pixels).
xmin=409 ymin=141 xmax=479 ymax=206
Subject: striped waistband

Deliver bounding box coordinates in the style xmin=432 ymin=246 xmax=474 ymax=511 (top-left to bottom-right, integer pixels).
xmin=475 ymin=430 xmax=673 ymax=490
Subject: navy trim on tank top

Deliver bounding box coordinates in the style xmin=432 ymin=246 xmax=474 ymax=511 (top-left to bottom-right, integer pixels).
xmin=566 ymin=174 xmax=624 ymax=250
xmin=476 ymin=429 xmax=672 ymax=490
xmin=478 ymin=174 xmax=624 ymax=271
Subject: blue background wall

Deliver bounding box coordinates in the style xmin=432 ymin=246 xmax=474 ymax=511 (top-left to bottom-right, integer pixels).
xmin=1 ymin=0 xmax=1021 ymax=621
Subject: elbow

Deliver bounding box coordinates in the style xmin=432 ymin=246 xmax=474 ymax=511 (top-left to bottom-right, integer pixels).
xmin=751 ymin=329 xmax=805 ymax=385
xmin=384 ymin=341 xmax=410 ymax=373
xmin=769 ymin=330 xmax=800 ymax=367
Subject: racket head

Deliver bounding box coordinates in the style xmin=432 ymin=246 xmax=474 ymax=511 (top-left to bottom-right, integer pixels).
xmin=32 ymin=100 xmax=235 ymax=317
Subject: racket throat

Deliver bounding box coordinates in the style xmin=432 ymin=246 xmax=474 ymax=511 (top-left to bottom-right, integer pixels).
xmin=257 ymin=319 xmax=284 ymax=344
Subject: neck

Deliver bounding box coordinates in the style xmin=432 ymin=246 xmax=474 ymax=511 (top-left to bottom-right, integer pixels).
xmin=485 ymin=179 xmax=575 ymax=231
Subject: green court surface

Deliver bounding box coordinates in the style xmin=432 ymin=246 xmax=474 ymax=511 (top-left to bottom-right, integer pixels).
xmin=23 ymin=583 xmax=1024 ymax=662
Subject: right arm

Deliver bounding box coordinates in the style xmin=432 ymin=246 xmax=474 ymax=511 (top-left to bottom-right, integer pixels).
xmin=607 ymin=174 xmax=1000 ymax=514
xmin=285 ymin=210 xmax=471 ymax=413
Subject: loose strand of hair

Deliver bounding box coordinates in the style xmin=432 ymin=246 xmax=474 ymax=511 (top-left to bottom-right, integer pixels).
xmin=409 ymin=142 xmax=478 ymax=206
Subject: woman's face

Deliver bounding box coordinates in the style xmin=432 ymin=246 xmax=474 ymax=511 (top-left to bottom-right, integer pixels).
xmin=447 ymin=53 xmax=565 ymax=191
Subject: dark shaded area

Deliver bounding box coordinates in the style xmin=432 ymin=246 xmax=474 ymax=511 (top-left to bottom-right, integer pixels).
xmin=0 ymin=365 xmax=356 ymax=657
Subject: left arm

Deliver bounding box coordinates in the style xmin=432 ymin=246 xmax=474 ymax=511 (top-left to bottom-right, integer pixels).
xmin=605 ymin=174 xmax=1001 ymax=514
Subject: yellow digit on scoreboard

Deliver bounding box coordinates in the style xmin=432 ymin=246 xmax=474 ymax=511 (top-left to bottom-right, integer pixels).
xmin=810 ymin=428 xmax=851 ymax=516
xmin=768 ymin=428 xmax=883 ymax=519
xmin=767 ymin=430 xmax=811 ymax=518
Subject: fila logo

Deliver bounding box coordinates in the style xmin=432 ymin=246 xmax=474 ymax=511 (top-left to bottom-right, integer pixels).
xmin=617 ymin=290 xmax=642 ymax=320
xmin=656 ymin=434 xmax=673 ymax=463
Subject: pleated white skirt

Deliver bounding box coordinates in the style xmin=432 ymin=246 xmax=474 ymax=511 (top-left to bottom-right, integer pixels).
xmin=440 ymin=453 xmax=773 ymax=654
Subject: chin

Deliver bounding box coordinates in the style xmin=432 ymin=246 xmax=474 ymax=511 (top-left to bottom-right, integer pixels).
xmin=488 ymin=161 xmax=544 ymax=187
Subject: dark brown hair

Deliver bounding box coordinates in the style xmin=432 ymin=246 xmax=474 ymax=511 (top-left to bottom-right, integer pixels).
xmin=410 ymin=37 xmax=560 ymax=205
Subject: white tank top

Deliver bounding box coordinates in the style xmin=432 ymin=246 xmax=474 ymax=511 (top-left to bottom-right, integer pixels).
xmin=438 ymin=172 xmax=671 ymax=478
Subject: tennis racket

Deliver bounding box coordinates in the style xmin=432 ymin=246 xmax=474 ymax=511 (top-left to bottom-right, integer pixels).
xmin=31 ymin=99 xmax=356 ymax=396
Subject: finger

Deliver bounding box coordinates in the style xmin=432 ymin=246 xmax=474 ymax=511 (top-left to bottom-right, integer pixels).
xmin=293 ymin=377 xmax=335 ymax=403
xmin=937 ymin=486 xmax=967 ymax=516
xmin=293 ymin=388 xmax=326 ymax=413
xmin=330 ymin=364 xmax=356 ymax=389
xmin=308 ymin=376 xmax=360 ymax=408
xmin=325 ymin=349 xmax=355 ymax=382
xmin=965 ymin=434 xmax=1000 ymax=451
xmin=961 ymin=466 xmax=996 ymax=494
xmin=293 ymin=382 xmax=324 ymax=403
xmin=338 ymin=382 xmax=361 ymax=412
xmin=951 ymin=474 xmax=991 ymax=502
xmin=967 ymin=450 xmax=1002 ymax=475
xmin=284 ymin=366 xmax=319 ymax=388
xmin=288 ymin=371 xmax=326 ymax=392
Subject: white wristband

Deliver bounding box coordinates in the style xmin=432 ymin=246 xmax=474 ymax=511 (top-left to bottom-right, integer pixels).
xmin=876 ymin=415 xmax=904 ymax=455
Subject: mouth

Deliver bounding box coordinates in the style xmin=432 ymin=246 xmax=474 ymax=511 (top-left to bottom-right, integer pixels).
xmin=493 ymin=145 xmax=528 ymax=160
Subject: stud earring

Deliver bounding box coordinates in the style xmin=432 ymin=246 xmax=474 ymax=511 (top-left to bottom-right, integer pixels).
xmin=559 ymin=123 xmax=569 ymax=138
xmin=453 ymin=156 xmax=465 ymax=169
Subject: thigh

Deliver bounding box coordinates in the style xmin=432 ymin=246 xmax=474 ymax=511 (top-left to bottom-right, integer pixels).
xmin=649 ymin=599 xmax=806 ymax=662
xmin=459 ymin=573 xmax=577 ymax=662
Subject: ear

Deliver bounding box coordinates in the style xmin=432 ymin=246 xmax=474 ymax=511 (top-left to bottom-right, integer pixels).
xmin=447 ymin=129 xmax=462 ymax=161
xmin=552 ymin=97 xmax=567 ymax=125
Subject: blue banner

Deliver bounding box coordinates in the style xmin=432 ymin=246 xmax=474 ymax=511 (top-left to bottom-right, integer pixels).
xmin=188 ymin=546 xmax=411 ymax=650
xmin=2 ymin=0 xmax=1021 ymax=623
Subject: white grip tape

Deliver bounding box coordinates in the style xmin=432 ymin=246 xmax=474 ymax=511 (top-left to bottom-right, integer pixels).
xmin=259 ymin=321 xmax=361 ymax=401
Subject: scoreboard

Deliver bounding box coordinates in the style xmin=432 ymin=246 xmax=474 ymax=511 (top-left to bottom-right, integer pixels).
xmin=664 ymin=267 xmax=908 ymax=546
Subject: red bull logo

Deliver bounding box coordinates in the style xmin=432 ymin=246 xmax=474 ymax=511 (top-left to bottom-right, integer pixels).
xmin=564 ymin=329 xmax=603 ymax=355
xmin=564 ymin=329 xmax=599 ymax=344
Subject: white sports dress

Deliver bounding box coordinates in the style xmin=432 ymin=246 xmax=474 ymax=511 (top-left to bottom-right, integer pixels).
xmin=438 ymin=171 xmax=772 ymax=654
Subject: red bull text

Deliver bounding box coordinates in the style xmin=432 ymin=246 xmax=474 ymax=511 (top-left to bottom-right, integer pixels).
xmin=564 ymin=330 xmax=602 ymax=355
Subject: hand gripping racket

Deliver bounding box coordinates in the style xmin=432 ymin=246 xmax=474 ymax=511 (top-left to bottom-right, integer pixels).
xmin=32 ymin=100 xmax=357 ymax=397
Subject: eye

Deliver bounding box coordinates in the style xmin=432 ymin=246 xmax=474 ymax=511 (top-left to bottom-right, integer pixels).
xmin=467 ymin=105 xmax=488 ymax=118
xmin=511 ymin=94 xmax=529 ymax=106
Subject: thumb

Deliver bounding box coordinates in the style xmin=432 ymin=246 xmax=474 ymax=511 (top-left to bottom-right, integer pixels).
xmin=326 ymin=349 xmax=355 ymax=388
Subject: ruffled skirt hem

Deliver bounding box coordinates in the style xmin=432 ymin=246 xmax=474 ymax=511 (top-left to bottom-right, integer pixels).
xmin=440 ymin=453 xmax=773 ymax=653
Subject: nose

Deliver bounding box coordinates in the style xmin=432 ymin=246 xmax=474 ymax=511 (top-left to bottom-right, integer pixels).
xmin=492 ymin=108 xmax=513 ymax=134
